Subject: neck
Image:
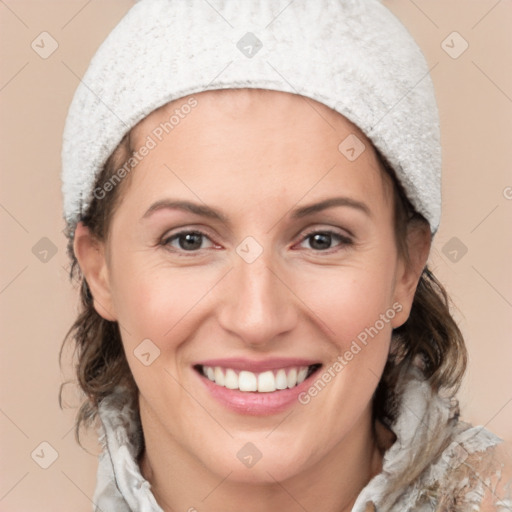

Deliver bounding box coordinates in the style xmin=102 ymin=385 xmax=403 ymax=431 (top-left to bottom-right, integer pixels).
xmin=139 ymin=397 xmax=384 ymax=512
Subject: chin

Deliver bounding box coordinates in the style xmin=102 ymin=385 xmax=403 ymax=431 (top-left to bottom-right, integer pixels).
xmin=192 ymin=431 xmax=320 ymax=485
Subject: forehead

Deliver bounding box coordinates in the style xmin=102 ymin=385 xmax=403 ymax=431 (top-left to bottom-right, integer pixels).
xmin=133 ymin=88 xmax=371 ymax=145
xmin=124 ymin=88 xmax=391 ymax=207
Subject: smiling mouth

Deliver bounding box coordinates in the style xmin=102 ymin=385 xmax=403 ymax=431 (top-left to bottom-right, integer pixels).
xmin=194 ymin=364 xmax=322 ymax=393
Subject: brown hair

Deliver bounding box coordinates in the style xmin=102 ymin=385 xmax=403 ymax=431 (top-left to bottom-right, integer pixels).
xmin=59 ymin=129 xmax=467 ymax=446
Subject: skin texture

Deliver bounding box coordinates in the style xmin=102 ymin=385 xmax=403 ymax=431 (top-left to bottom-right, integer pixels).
xmin=74 ymin=89 xmax=431 ymax=511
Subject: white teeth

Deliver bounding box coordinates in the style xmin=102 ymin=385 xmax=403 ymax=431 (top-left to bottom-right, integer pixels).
xmin=206 ymin=367 xmax=215 ymax=381
xmin=257 ymin=371 xmax=276 ymax=393
xmin=287 ymin=368 xmax=297 ymax=389
xmin=224 ymin=368 xmax=238 ymax=389
xmin=297 ymin=367 xmax=308 ymax=384
xmin=238 ymin=371 xmax=257 ymax=391
xmin=214 ymin=367 xmax=225 ymax=386
xmin=200 ymin=365 xmax=314 ymax=393
xmin=275 ymin=369 xmax=288 ymax=390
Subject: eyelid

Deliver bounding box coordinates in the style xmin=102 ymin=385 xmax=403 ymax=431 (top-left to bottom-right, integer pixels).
xmin=159 ymin=225 xmax=354 ymax=255
xmin=160 ymin=228 xmax=219 ymax=254
xmin=294 ymin=228 xmax=353 ymax=251
xmin=299 ymin=226 xmax=353 ymax=241
xmin=161 ymin=224 xmax=217 ymax=242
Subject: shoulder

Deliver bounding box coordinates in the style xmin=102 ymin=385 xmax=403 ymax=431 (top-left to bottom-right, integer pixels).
xmin=434 ymin=423 xmax=512 ymax=510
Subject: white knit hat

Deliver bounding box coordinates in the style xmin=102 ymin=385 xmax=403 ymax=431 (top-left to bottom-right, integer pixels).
xmin=61 ymin=0 xmax=442 ymax=235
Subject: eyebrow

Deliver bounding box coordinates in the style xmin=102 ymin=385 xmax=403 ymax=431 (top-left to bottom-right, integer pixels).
xmin=141 ymin=199 xmax=229 ymax=223
xmin=291 ymin=197 xmax=371 ymax=219
xmin=141 ymin=196 xmax=372 ymax=224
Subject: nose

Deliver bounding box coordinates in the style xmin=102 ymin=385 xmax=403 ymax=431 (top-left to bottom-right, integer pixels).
xmin=217 ymin=250 xmax=298 ymax=348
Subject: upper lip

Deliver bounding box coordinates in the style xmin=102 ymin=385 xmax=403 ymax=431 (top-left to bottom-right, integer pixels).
xmin=194 ymin=357 xmax=321 ymax=373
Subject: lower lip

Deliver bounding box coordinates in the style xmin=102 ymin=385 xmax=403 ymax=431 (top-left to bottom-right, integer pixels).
xmin=195 ymin=368 xmax=319 ymax=416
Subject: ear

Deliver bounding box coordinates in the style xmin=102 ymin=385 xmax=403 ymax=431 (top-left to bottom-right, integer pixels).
xmin=391 ymin=220 xmax=432 ymax=329
xmin=73 ymin=221 xmax=117 ymax=322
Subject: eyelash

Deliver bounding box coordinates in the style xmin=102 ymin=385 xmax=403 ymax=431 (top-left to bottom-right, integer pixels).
xmin=160 ymin=228 xmax=353 ymax=256
xmin=299 ymin=229 xmax=353 ymax=252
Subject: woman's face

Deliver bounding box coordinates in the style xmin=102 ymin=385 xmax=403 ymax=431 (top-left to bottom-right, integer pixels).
xmin=78 ymin=89 xmax=427 ymax=483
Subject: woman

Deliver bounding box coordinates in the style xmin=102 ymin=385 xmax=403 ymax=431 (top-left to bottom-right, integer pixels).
xmin=60 ymin=0 xmax=512 ymax=510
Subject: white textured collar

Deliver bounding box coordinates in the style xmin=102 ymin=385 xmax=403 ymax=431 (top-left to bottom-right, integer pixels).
xmin=92 ymin=368 xmax=503 ymax=511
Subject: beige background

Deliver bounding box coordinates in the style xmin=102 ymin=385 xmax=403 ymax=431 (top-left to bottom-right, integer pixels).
xmin=1 ymin=0 xmax=511 ymax=510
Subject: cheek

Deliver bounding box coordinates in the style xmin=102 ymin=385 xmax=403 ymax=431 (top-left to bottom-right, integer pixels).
xmin=109 ymin=258 xmax=218 ymax=353
xmin=109 ymin=265 xmax=215 ymax=404
xmin=298 ymin=261 xmax=397 ymax=350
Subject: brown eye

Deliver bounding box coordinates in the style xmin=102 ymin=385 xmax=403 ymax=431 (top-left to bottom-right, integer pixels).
xmin=298 ymin=230 xmax=353 ymax=251
xmin=162 ymin=231 xmax=214 ymax=251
